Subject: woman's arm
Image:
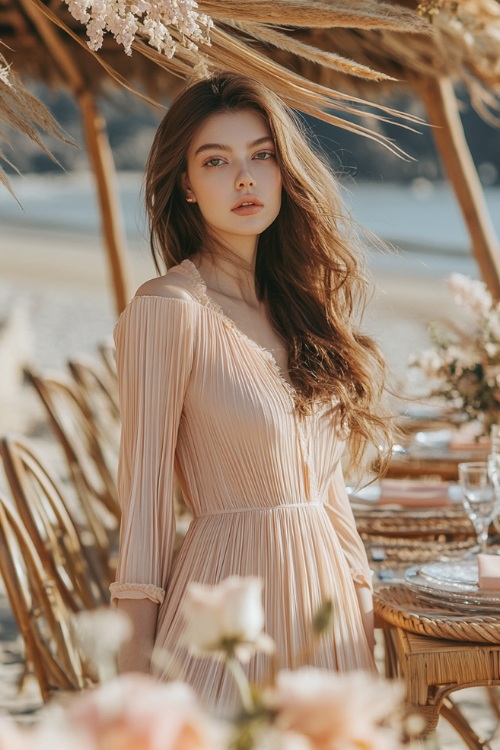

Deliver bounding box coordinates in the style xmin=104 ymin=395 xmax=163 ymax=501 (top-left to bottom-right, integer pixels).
xmin=325 ymin=461 xmax=375 ymax=652
xmin=353 ymin=582 xmax=375 ymax=654
xmin=110 ymin=294 xmax=196 ymax=671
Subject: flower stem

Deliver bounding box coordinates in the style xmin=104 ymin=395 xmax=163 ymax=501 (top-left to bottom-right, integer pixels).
xmin=226 ymin=657 xmax=254 ymax=714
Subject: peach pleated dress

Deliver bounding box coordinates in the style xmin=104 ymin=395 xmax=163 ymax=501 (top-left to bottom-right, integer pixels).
xmin=110 ymin=259 xmax=375 ymax=715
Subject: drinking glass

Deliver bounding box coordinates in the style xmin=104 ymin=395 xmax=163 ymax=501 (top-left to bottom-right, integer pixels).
xmin=491 ymin=425 xmax=500 ymax=456
xmin=458 ymin=461 xmax=500 ymax=554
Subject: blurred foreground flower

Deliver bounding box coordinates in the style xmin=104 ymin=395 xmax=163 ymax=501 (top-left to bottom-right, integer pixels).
xmin=181 ymin=577 xmax=274 ymax=663
xmin=0 ymin=577 xmax=418 ymax=750
xmin=266 ymin=668 xmax=404 ymax=750
xmin=410 ymin=273 xmax=500 ymax=431
xmin=72 ymin=607 xmax=133 ymax=682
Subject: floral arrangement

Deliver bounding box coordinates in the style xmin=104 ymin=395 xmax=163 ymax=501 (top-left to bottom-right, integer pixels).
xmin=63 ymin=0 xmax=213 ymax=57
xmin=409 ymin=273 xmax=500 ymax=430
xmin=0 ymin=577 xmax=422 ymax=750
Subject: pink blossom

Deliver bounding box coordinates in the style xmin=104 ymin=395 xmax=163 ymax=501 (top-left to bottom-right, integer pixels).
xmin=266 ymin=668 xmax=404 ymax=750
xmin=68 ymin=674 xmax=219 ymax=750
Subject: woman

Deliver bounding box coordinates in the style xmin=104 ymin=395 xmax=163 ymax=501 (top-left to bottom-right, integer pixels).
xmin=110 ymin=71 xmax=392 ymax=713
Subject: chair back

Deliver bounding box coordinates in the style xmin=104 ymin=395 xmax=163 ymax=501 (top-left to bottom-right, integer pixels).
xmin=0 ymin=494 xmax=95 ymax=701
xmin=68 ymin=354 xmax=120 ymax=450
xmin=0 ymin=435 xmax=111 ymax=608
xmin=25 ymin=367 xmax=120 ymax=532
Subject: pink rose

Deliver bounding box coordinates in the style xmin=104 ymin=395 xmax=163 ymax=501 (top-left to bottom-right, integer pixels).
xmin=68 ymin=673 xmax=219 ymax=750
xmin=266 ymin=668 xmax=404 ymax=750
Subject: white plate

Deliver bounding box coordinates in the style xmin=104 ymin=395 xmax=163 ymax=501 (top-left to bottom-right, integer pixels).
xmin=420 ymin=560 xmax=478 ymax=586
xmin=405 ymin=564 xmax=500 ymax=610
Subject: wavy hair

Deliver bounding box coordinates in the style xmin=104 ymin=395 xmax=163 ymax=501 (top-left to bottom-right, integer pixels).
xmin=145 ymin=71 xmax=394 ymax=476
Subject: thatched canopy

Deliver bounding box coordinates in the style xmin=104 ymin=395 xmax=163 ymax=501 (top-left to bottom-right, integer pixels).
xmin=2 ymin=0 xmax=500 ymax=310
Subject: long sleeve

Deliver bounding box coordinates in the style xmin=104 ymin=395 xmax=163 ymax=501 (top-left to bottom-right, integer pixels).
xmin=324 ymin=462 xmax=373 ymax=591
xmin=110 ymin=296 xmax=195 ymax=606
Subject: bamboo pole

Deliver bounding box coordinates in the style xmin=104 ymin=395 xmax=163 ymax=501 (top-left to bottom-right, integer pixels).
xmin=78 ymin=90 xmax=132 ymax=314
xmin=19 ymin=0 xmax=132 ymax=315
xmin=417 ymin=75 xmax=500 ymax=299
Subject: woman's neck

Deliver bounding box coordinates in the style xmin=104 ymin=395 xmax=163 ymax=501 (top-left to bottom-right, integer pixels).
xmin=194 ymin=249 xmax=260 ymax=308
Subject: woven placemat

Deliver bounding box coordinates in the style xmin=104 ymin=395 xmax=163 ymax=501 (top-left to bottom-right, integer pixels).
xmin=374 ymin=585 xmax=500 ymax=644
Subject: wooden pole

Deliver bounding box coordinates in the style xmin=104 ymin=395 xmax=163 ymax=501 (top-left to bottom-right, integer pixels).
xmin=19 ymin=0 xmax=132 ymax=315
xmin=78 ymin=90 xmax=132 ymax=314
xmin=417 ymin=75 xmax=500 ymax=299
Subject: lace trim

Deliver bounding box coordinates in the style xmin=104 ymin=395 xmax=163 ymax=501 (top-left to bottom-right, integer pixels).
xmin=178 ymin=260 xmax=297 ymax=397
xmin=109 ymin=582 xmax=165 ymax=605
xmin=173 ymin=260 xmax=222 ymax=315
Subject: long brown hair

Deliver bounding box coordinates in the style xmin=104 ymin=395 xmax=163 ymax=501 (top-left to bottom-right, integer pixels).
xmin=145 ymin=71 xmax=394 ymax=476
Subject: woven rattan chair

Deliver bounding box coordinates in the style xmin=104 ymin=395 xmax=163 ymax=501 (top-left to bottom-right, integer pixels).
xmin=0 ymin=435 xmax=111 ymax=608
xmin=0 ymin=494 xmax=95 ymax=701
xmin=374 ymin=585 xmax=500 ymax=749
xmin=68 ymin=354 xmax=120 ymax=432
xmin=24 ymin=368 xmax=119 ymax=563
xmin=97 ymin=339 xmax=117 ymax=386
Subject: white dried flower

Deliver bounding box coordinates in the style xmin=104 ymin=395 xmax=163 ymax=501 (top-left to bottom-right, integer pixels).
xmin=63 ymin=0 xmax=212 ymax=57
xmin=447 ymin=273 xmax=492 ymax=317
xmin=418 ymin=347 xmax=445 ymax=377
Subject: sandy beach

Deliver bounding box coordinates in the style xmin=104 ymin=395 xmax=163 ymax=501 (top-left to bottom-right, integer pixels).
xmin=0 ymin=210 xmax=498 ymax=746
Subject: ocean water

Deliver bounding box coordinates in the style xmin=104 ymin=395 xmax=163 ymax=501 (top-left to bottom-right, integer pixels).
xmin=1 ymin=172 xmax=498 ymax=261
xmin=0 ymin=171 xmax=493 ymax=373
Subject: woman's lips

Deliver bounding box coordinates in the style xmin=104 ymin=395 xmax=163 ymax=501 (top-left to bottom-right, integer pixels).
xmin=231 ymin=203 xmax=264 ymax=215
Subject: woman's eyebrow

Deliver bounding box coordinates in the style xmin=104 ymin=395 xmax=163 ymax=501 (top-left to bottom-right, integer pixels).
xmin=194 ymin=136 xmax=273 ymax=156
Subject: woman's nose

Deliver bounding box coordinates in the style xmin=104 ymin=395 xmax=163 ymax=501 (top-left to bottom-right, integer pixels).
xmin=235 ymin=164 xmax=256 ymax=188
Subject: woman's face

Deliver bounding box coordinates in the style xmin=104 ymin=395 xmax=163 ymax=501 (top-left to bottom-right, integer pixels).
xmin=182 ymin=109 xmax=282 ymax=251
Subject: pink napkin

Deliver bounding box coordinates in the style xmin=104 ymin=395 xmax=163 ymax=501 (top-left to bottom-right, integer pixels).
xmin=477 ymin=554 xmax=500 ymax=590
xmin=377 ymin=479 xmax=450 ymax=508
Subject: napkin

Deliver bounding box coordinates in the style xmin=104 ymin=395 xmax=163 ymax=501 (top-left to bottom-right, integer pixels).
xmin=477 ymin=553 xmax=500 ymax=590
xmin=377 ymin=479 xmax=450 ymax=508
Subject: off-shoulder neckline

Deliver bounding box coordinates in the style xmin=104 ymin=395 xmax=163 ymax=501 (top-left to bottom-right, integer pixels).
xmin=134 ymin=260 xmax=296 ymax=395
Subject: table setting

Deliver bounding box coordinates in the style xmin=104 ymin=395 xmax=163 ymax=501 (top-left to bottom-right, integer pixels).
xmin=371 ymin=435 xmax=500 ymax=645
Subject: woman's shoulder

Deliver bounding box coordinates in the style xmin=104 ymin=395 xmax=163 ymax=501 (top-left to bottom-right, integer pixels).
xmin=135 ymin=262 xmax=198 ymax=303
xmin=115 ymin=266 xmax=203 ymax=339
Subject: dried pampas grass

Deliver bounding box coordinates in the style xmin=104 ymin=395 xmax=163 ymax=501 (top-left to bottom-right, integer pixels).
xmin=0 ymin=51 xmax=73 ymax=196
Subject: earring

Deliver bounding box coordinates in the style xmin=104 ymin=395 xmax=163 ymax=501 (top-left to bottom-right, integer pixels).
xmin=186 ymin=196 xmax=194 ymax=203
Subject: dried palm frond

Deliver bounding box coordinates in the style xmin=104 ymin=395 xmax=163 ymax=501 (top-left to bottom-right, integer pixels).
xmin=2 ymin=0 xmax=500 ymax=160
xmin=0 ymin=51 xmax=73 ymax=196
xmin=28 ymin=0 xmax=429 ymax=156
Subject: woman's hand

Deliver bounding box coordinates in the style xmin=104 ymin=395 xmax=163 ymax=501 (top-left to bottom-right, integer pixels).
xmin=116 ymin=599 xmax=159 ymax=674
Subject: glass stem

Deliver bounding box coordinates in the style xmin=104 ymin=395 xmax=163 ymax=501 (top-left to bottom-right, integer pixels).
xmin=478 ymin=528 xmax=489 ymax=554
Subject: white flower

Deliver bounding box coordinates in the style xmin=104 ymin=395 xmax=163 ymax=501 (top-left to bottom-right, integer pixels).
xmin=71 ymin=606 xmax=133 ymax=681
xmin=447 ymin=273 xmax=492 ymax=317
xmin=418 ymin=347 xmax=445 ymax=377
xmin=181 ymin=576 xmax=275 ymax=662
xmin=63 ymin=0 xmax=212 ymax=57
xmin=265 ymin=668 xmax=404 ymax=750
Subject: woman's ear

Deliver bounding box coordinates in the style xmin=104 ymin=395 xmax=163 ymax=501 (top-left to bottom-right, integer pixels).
xmin=181 ymin=172 xmax=196 ymax=203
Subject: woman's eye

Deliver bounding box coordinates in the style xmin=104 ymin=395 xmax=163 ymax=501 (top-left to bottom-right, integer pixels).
xmin=253 ymin=151 xmax=274 ymax=161
xmin=203 ymin=158 xmax=225 ymax=168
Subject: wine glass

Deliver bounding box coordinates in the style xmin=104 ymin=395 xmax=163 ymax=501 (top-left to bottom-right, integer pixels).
xmin=458 ymin=461 xmax=500 ymax=555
